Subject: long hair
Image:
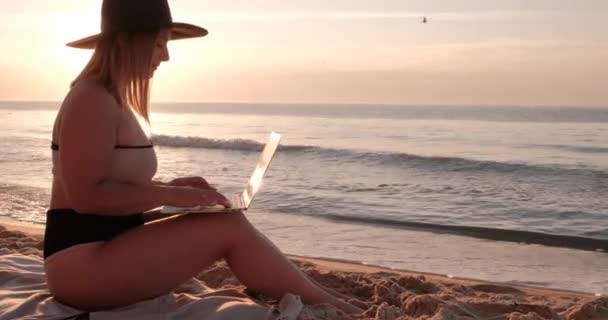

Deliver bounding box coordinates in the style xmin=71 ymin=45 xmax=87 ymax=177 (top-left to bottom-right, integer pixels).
xmin=72 ymin=32 xmax=158 ymax=121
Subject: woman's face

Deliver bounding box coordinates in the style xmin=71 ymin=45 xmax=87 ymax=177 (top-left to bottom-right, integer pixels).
xmin=150 ymin=30 xmax=171 ymax=76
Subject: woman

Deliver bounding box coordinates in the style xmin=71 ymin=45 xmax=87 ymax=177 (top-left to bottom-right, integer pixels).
xmin=44 ymin=0 xmax=362 ymax=315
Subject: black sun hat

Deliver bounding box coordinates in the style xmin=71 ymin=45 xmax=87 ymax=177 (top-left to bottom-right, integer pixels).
xmin=67 ymin=0 xmax=208 ymax=49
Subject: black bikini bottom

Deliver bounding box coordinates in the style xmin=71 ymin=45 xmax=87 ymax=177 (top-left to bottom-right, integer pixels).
xmin=44 ymin=209 xmax=144 ymax=259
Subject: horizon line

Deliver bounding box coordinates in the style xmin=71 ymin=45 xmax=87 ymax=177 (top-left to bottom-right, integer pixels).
xmin=0 ymin=99 xmax=606 ymax=109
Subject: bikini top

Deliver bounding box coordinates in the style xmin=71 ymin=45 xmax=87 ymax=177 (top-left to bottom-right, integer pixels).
xmin=51 ymin=142 xmax=158 ymax=184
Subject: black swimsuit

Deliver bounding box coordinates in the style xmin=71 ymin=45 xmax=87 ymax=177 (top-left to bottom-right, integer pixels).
xmin=44 ymin=210 xmax=144 ymax=259
xmin=44 ymin=143 xmax=152 ymax=259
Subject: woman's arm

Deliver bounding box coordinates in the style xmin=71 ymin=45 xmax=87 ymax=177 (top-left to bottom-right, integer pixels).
xmin=157 ymin=176 xmax=216 ymax=190
xmin=57 ymin=84 xmax=227 ymax=215
xmin=74 ymin=179 xmax=179 ymax=215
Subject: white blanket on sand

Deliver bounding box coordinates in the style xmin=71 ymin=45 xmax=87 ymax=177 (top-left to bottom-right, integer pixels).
xmin=0 ymin=251 xmax=302 ymax=320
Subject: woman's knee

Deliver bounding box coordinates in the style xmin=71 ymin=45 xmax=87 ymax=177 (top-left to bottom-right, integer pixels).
xmin=187 ymin=210 xmax=247 ymax=223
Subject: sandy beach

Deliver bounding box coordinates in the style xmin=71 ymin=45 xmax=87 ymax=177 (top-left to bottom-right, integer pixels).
xmin=0 ymin=220 xmax=605 ymax=320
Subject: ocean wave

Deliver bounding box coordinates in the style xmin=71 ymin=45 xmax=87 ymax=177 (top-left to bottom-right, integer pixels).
xmin=151 ymin=134 xmax=608 ymax=177
xmin=361 ymin=152 xmax=601 ymax=176
xmin=0 ymin=183 xmax=50 ymax=225
xmin=340 ymin=215 xmax=608 ymax=251
xmin=269 ymin=209 xmax=608 ymax=251
xmin=151 ymin=134 xmax=316 ymax=152
xmin=526 ymin=144 xmax=608 ymax=154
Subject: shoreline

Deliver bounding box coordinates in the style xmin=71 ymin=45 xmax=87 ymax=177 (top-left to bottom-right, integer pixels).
xmin=0 ymin=217 xmax=44 ymax=236
xmin=0 ymin=216 xmax=599 ymax=298
xmin=326 ymin=215 xmax=608 ymax=253
xmin=289 ymin=254 xmax=598 ymax=298
xmin=4 ymin=212 xmax=608 ymax=253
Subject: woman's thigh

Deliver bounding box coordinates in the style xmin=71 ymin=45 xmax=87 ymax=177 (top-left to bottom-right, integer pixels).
xmin=45 ymin=212 xmax=251 ymax=310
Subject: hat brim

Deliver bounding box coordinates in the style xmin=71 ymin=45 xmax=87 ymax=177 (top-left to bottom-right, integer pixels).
xmin=66 ymin=22 xmax=208 ymax=49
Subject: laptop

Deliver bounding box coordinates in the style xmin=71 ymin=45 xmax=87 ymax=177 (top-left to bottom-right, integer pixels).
xmin=159 ymin=132 xmax=281 ymax=214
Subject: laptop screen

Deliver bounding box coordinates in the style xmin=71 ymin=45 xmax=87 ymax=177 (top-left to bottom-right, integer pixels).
xmin=241 ymin=132 xmax=281 ymax=207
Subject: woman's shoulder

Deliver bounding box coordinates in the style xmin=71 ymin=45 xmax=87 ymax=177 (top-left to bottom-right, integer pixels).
xmin=61 ymin=79 xmax=122 ymax=120
xmin=66 ymin=79 xmax=117 ymax=106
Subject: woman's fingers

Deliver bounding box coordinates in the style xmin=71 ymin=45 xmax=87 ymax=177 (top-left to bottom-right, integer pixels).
xmin=204 ymin=189 xmax=230 ymax=207
xmin=170 ymin=187 xmax=230 ymax=208
xmin=169 ymin=176 xmax=216 ymax=190
xmin=193 ymin=177 xmax=215 ymax=190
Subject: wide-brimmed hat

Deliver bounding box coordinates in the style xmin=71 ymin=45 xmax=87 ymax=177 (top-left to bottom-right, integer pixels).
xmin=67 ymin=0 xmax=208 ymax=49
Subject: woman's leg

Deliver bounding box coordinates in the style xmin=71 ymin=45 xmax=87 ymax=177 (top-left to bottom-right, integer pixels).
xmin=45 ymin=212 xmax=361 ymax=314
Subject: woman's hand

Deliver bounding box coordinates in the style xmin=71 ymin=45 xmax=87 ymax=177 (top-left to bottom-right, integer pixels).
xmin=166 ymin=176 xmax=216 ymax=190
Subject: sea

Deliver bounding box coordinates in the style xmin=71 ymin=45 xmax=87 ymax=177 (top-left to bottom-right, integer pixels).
xmin=1 ymin=101 xmax=607 ymax=295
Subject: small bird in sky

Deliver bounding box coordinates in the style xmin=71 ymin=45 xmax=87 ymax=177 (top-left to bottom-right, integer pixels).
xmin=422 ymin=16 xmax=428 ymax=24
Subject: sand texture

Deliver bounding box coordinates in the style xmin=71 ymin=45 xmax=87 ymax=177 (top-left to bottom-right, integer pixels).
xmin=0 ymin=224 xmax=605 ymax=320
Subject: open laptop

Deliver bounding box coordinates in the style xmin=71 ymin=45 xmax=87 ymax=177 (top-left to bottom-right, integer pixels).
xmin=159 ymin=132 xmax=281 ymax=214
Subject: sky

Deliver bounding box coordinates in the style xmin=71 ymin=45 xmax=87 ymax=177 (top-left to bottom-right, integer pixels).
xmin=0 ymin=0 xmax=607 ymax=106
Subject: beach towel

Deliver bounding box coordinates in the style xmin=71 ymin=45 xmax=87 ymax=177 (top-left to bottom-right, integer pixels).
xmin=0 ymin=250 xmax=302 ymax=320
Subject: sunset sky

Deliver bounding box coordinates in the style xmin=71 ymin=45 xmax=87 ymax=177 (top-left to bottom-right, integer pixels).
xmin=1 ymin=0 xmax=607 ymax=106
